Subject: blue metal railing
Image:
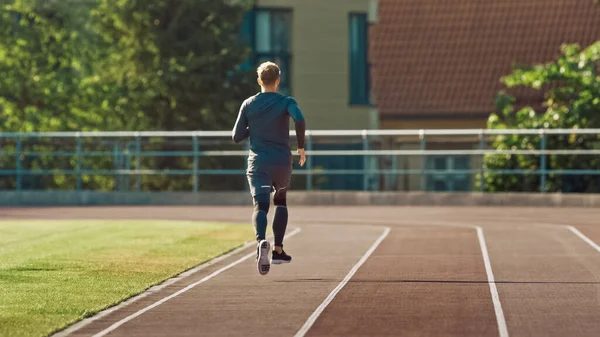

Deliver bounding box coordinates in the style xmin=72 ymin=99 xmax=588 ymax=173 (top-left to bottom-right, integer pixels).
xmin=1 ymin=128 xmax=600 ymax=192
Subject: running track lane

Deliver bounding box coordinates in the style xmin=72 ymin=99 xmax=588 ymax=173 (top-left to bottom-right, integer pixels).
xmin=67 ymin=224 xmax=385 ymax=337
xmin=302 ymin=225 xmax=499 ymax=337
xmin=485 ymin=224 xmax=600 ymax=337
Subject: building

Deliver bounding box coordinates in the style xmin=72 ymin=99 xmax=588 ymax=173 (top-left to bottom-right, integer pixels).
xmin=242 ymin=0 xmax=378 ymax=130
xmin=370 ymin=0 xmax=600 ymax=191
xmin=242 ymin=0 xmax=379 ymax=190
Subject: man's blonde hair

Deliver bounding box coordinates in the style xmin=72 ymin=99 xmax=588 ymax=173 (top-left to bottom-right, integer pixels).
xmin=257 ymin=61 xmax=280 ymax=86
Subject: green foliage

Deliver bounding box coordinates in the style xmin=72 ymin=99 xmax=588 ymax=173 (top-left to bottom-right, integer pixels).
xmin=0 ymin=0 xmax=93 ymax=132
xmin=89 ymin=0 xmax=255 ymax=131
xmin=0 ymin=0 xmax=255 ymax=191
xmin=480 ymin=42 xmax=600 ymax=193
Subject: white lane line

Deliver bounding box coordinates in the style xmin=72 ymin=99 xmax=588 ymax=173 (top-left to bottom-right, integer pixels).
xmin=476 ymin=226 xmax=509 ymax=337
xmin=91 ymin=228 xmax=302 ymax=337
xmin=54 ymin=234 xmax=267 ymax=337
xmin=294 ymin=226 xmax=391 ymax=337
xmin=567 ymin=225 xmax=600 ymax=253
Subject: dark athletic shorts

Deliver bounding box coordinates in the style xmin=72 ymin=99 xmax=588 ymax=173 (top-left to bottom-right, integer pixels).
xmin=247 ymin=164 xmax=292 ymax=199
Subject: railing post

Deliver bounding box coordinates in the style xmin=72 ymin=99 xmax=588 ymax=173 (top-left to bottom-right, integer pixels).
xmin=362 ymin=130 xmax=369 ymax=191
xmin=135 ymin=134 xmax=141 ymax=192
xmin=479 ymin=130 xmax=485 ymax=192
xmin=419 ymin=130 xmax=426 ymax=191
xmin=540 ymin=129 xmax=546 ymax=193
xmin=76 ymin=133 xmax=82 ymax=191
xmin=113 ymin=143 xmax=119 ymax=191
xmin=15 ymin=136 xmax=22 ymax=191
xmin=306 ymin=131 xmax=312 ymax=191
xmin=390 ymin=148 xmax=398 ymax=191
xmin=193 ymin=134 xmax=199 ymax=192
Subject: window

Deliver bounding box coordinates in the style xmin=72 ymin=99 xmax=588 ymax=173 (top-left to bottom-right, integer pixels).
xmin=427 ymin=156 xmax=471 ymax=191
xmin=247 ymin=9 xmax=293 ymax=96
xmin=349 ymin=13 xmax=369 ymax=105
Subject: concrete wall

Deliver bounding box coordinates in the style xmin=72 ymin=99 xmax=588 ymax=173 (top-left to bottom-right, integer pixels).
xmin=256 ymin=0 xmax=377 ymax=129
xmin=0 ymin=192 xmax=252 ymax=207
xmin=3 ymin=191 xmax=600 ymax=208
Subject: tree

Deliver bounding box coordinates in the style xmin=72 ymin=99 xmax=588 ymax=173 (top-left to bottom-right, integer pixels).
xmin=90 ymin=0 xmax=254 ymax=132
xmin=0 ymin=0 xmax=256 ymax=191
xmin=0 ymin=0 xmax=100 ymax=132
xmin=0 ymin=0 xmax=104 ymax=190
xmin=481 ymin=42 xmax=600 ymax=193
xmin=90 ymin=0 xmax=255 ymax=191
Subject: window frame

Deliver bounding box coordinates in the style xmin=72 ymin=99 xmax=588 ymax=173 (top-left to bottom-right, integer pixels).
xmin=348 ymin=12 xmax=370 ymax=106
xmin=250 ymin=7 xmax=293 ymax=96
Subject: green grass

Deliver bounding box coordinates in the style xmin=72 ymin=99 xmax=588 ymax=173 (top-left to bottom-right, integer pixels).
xmin=0 ymin=220 xmax=253 ymax=337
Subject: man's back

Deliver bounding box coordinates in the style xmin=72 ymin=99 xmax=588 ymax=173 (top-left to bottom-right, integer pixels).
xmin=233 ymin=92 xmax=305 ymax=166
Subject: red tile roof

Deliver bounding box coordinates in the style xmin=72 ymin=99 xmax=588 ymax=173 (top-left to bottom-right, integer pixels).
xmin=371 ymin=0 xmax=600 ymax=118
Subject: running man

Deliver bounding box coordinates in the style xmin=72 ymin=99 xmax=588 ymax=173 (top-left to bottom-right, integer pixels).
xmin=232 ymin=61 xmax=306 ymax=276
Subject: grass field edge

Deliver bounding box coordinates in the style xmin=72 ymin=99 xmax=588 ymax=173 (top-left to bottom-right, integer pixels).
xmin=48 ymin=223 xmax=263 ymax=337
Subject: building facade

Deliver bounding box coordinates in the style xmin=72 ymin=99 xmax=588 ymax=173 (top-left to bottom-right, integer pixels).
xmin=244 ymin=0 xmax=378 ymax=130
xmin=242 ymin=0 xmax=379 ymax=190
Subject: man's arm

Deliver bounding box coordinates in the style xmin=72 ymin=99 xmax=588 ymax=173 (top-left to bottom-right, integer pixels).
xmin=232 ymin=101 xmax=249 ymax=143
xmin=287 ymin=98 xmax=307 ymax=166
xmin=287 ymin=98 xmax=306 ymax=149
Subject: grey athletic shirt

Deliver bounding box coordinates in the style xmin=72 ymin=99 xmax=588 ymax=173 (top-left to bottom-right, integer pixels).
xmin=232 ymin=92 xmax=306 ymax=170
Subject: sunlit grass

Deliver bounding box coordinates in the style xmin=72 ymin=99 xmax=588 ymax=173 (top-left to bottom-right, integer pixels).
xmin=0 ymin=220 xmax=252 ymax=337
